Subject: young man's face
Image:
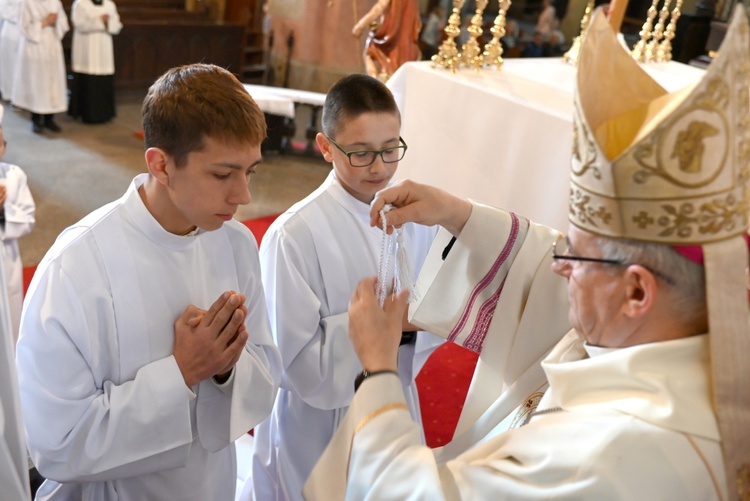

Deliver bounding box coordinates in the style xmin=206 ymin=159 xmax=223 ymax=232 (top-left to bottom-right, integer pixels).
xmin=160 ymin=136 xmax=261 ymax=234
xmin=318 ymin=111 xmax=401 ymax=204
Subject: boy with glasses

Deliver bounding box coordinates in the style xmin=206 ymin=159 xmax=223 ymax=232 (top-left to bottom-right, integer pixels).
xmin=248 ymin=73 xmax=439 ymax=501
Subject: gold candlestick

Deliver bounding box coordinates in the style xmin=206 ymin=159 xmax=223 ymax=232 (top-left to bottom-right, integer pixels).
xmin=631 ymin=0 xmax=660 ymax=62
xmin=656 ymin=0 xmax=683 ymax=62
xmin=644 ymin=0 xmax=671 ymax=62
xmin=461 ymin=0 xmax=489 ymax=71
xmin=482 ymin=0 xmax=512 ymax=69
xmin=433 ymin=0 xmax=466 ymax=72
xmin=563 ymin=0 xmax=594 ymax=65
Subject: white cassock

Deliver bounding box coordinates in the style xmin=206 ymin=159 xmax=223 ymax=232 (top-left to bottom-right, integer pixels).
xmin=0 ymin=229 xmax=31 ymax=501
xmin=70 ymin=0 xmax=121 ymax=75
xmin=304 ymin=202 xmax=726 ymax=500
xmin=11 ymin=0 xmax=68 ymax=114
xmin=0 ymin=161 xmax=35 ymax=343
xmin=248 ymin=171 xmax=441 ymax=501
xmin=16 ymin=174 xmax=282 ymax=501
xmin=0 ymin=0 xmax=23 ymax=98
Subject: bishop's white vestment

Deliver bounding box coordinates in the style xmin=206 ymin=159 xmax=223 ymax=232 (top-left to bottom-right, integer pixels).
xmin=11 ymin=0 xmax=68 ymax=114
xmin=0 ymin=161 xmax=35 ymax=342
xmin=249 ymin=172 xmax=440 ymax=501
xmin=304 ymin=202 xmax=726 ymax=500
xmin=16 ymin=174 xmax=282 ymax=501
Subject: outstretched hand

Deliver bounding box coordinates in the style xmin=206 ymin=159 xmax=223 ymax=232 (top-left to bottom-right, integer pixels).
xmin=174 ymin=291 xmax=249 ymax=388
xmin=370 ymin=179 xmax=473 ymax=237
xmin=348 ymin=277 xmax=409 ymax=372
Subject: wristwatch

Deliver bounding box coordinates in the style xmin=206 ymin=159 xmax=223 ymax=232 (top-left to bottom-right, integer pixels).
xmin=354 ymin=369 xmax=398 ymax=392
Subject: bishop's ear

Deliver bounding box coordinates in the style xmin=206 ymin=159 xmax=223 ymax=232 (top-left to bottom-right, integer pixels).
xmin=145 ymin=147 xmax=171 ymax=185
xmin=622 ymin=264 xmax=658 ymax=319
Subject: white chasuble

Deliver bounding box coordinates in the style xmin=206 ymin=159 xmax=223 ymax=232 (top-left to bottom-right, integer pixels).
xmin=16 ymin=174 xmax=281 ymax=501
xmin=304 ymin=203 xmax=724 ymax=500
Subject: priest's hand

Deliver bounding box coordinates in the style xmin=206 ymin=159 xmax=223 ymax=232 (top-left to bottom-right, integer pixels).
xmin=370 ymin=179 xmax=473 ymax=237
xmin=348 ymin=277 xmax=407 ymax=372
xmin=173 ymin=291 xmax=248 ymax=388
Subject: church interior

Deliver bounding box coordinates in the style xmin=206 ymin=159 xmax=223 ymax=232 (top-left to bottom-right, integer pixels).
xmin=0 ymin=0 xmax=740 ymax=498
xmin=2 ymin=0 xmax=731 ymax=291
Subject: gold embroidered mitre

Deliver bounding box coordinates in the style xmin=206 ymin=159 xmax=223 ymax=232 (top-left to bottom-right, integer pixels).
xmin=569 ymin=9 xmax=750 ymax=244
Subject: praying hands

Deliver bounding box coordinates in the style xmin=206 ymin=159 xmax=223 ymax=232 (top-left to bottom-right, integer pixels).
xmin=173 ymin=291 xmax=249 ymax=388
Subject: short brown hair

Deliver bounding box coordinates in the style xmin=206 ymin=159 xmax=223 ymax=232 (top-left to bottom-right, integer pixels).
xmin=321 ymin=73 xmax=400 ymax=138
xmin=141 ymin=64 xmax=267 ymax=167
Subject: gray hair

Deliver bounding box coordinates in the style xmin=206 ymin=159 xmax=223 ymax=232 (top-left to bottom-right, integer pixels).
xmin=594 ymin=235 xmax=707 ymax=326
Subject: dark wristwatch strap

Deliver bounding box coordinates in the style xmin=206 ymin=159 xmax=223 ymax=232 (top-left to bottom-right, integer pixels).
xmin=354 ymin=369 xmax=398 ymax=392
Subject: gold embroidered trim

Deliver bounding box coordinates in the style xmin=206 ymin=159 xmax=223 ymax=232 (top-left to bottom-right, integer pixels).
xmin=685 ymin=434 xmax=724 ymax=501
xmin=354 ymin=402 xmax=409 ymax=434
xmin=510 ymin=391 xmax=545 ymax=428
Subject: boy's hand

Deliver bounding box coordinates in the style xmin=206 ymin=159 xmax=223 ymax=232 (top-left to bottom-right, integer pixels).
xmin=173 ymin=292 xmax=248 ymax=388
xmin=370 ymin=179 xmax=473 ymax=237
xmin=348 ymin=277 xmax=407 ymax=372
xmin=43 ymin=12 xmax=58 ymax=27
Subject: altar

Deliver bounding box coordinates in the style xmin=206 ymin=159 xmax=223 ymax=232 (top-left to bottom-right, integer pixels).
xmin=387 ymin=59 xmax=706 ymax=231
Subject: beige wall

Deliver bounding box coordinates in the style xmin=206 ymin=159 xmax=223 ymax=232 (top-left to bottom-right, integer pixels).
xmin=267 ymin=0 xmax=376 ymax=92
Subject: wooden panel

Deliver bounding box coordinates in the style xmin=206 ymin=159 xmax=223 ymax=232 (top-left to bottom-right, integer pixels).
xmin=112 ymin=21 xmax=244 ymax=90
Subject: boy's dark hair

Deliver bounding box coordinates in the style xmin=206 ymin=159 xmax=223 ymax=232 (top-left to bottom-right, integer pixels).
xmin=141 ymin=63 xmax=267 ymax=167
xmin=321 ymin=74 xmax=400 ymax=138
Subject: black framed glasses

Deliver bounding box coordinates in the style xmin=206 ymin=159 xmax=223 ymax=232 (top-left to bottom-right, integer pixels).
xmin=551 ymin=238 xmax=675 ymax=285
xmin=326 ymin=136 xmax=407 ymax=167
xmin=551 ymin=238 xmax=624 ymax=265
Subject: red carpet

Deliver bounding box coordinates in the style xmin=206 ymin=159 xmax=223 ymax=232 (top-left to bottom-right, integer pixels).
xmin=241 ymin=213 xmax=280 ymax=245
xmin=22 ymin=214 xmax=476 ymax=447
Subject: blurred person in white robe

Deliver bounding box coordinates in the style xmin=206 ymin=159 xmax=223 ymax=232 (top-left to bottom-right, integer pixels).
xmin=0 ymin=102 xmax=30 ymax=501
xmin=68 ymin=0 xmax=122 ymax=124
xmin=11 ymin=0 xmax=68 ymax=133
xmin=16 ymin=64 xmax=282 ymax=501
xmin=0 ymin=117 xmax=35 ymax=343
xmin=0 ymin=0 xmax=23 ymax=101
xmin=304 ymin=8 xmax=750 ymax=501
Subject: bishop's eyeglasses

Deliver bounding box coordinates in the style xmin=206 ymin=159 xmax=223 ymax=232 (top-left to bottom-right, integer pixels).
xmin=326 ymin=136 xmax=408 ymax=168
xmin=551 ymin=238 xmax=624 ymax=265
xmin=551 ymin=238 xmax=675 ymax=285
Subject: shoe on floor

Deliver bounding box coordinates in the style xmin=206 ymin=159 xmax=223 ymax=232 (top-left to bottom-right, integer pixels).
xmin=32 ymin=123 xmax=43 ymax=134
xmin=44 ymin=120 xmax=62 ymax=133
